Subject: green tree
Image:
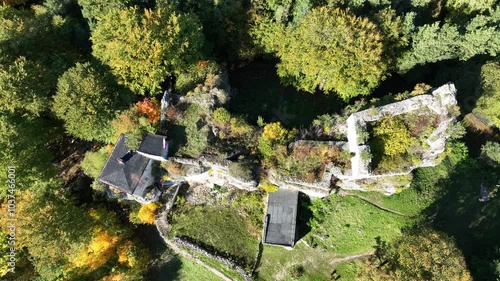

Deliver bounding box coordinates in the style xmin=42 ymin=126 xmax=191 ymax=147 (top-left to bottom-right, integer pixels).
xmin=257 ymin=7 xmax=388 ymax=100
xmin=481 ymin=141 xmax=500 ymax=165
xmin=77 ymin=0 xmax=129 ymax=29
xmin=91 ymin=5 xmax=205 ymax=95
xmin=399 ymin=22 xmax=460 ymax=71
xmin=0 ymin=113 xmax=59 ymax=197
xmin=177 ymin=0 xmax=257 ymax=61
xmin=0 ymin=5 xmax=81 ymax=115
xmin=474 ymin=62 xmax=500 ymax=128
xmin=400 ymin=10 xmax=500 ymax=71
xmin=446 ymin=0 xmax=498 ymax=13
xmin=0 ymin=57 xmax=53 ymax=115
xmin=53 ymin=62 xmax=132 ymax=142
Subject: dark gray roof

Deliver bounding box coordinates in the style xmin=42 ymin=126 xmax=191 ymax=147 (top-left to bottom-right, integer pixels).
xmin=98 ymin=134 xmax=153 ymax=194
xmin=264 ymin=189 xmax=299 ymax=246
xmin=137 ymin=134 xmax=168 ymax=158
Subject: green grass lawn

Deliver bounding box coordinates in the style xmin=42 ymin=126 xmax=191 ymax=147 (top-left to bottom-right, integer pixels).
xmin=174 ymin=256 xmax=223 ymax=281
xmin=305 ymin=195 xmax=410 ymax=255
xmin=256 ymin=243 xmax=339 ymax=281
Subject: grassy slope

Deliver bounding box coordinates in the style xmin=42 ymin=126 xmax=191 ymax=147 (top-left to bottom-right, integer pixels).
xmin=170 ymin=203 xmax=260 ymax=266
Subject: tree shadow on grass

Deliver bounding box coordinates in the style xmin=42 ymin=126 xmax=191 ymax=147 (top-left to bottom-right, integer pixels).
xmin=423 ymin=158 xmax=500 ymax=281
xmin=136 ymin=224 xmax=183 ymax=280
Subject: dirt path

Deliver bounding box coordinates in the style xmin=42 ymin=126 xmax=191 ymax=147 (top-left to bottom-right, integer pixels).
xmin=329 ymin=251 xmax=374 ymax=265
xmin=155 ymin=213 xmax=233 ymax=281
xmin=338 ymin=190 xmax=409 ymax=217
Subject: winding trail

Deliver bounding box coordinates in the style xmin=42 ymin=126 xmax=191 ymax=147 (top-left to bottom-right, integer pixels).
xmin=338 ymin=190 xmax=409 ymax=217
xmin=329 ymin=251 xmax=375 ymax=265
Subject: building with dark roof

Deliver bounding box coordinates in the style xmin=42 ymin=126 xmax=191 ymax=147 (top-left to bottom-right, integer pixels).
xmin=137 ymin=134 xmax=169 ymax=161
xmin=263 ymin=189 xmax=299 ymax=247
xmin=98 ymin=134 xmax=169 ymax=203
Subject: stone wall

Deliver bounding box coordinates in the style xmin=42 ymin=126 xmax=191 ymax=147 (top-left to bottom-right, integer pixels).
xmin=172 ymin=236 xmax=253 ymax=281
xmin=167 ymin=156 xmax=259 ymax=191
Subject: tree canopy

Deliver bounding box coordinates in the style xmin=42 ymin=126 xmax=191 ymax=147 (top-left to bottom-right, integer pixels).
xmin=255 ymin=7 xmax=388 ymax=100
xmin=386 ymin=227 xmax=472 ymax=280
xmin=53 ymin=62 xmax=132 ymax=142
xmin=474 ymin=61 xmax=500 ymax=128
xmin=91 ymin=5 xmax=205 ymax=95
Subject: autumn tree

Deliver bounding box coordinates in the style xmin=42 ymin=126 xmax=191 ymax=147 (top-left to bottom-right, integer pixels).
xmin=91 ymin=5 xmax=205 ymax=95
xmin=53 ymin=62 xmax=132 ymax=142
xmin=0 ymin=188 xmax=149 ymax=280
xmin=385 ymin=227 xmax=472 ymax=280
xmin=254 ymin=7 xmax=388 ymax=100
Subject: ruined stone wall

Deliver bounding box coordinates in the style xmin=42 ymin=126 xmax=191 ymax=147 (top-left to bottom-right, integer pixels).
xmin=172 ymin=237 xmax=253 ymax=281
xmin=167 ymin=156 xmax=259 ymax=191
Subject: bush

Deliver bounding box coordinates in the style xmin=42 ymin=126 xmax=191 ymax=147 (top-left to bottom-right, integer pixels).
xmin=261 ymin=180 xmax=278 ymax=193
xmin=110 ymin=106 xmax=156 ymax=148
xmin=213 ymin=107 xmax=231 ymax=125
xmin=165 ymin=161 xmax=187 ymax=176
xmin=261 ymin=122 xmax=295 ymax=144
xmin=136 ymin=203 xmax=161 ymax=224
xmin=228 ymin=162 xmax=254 ymax=181
xmin=290 ymin=265 xmax=305 ymax=279
xmin=81 ymin=147 xmax=109 ymax=178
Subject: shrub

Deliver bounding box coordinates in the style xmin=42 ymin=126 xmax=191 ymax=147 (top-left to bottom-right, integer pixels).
xmin=136 ymin=203 xmax=161 ymax=224
xmin=228 ymin=162 xmax=254 ymax=181
xmin=81 ymin=147 xmax=109 ymax=179
xmin=261 ymin=180 xmax=278 ymax=193
xmin=110 ymin=106 xmax=156 ymax=148
xmin=136 ymin=98 xmax=160 ymax=124
xmin=261 ymin=122 xmax=295 ymax=144
xmin=213 ymin=107 xmax=231 ymax=125
xmin=373 ymin=118 xmax=415 ymax=156
xmin=165 ymin=161 xmax=187 ymax=176
xmin=290 ymin=265 xmax=305 ymax=279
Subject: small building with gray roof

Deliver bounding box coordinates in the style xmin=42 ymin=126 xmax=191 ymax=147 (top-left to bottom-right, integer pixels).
xmin=263 ymin=189 xmax=299 ymax=247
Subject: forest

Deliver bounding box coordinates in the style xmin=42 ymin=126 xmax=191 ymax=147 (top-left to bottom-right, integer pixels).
xmin=0 ymin=0 xmax=499 ymax=280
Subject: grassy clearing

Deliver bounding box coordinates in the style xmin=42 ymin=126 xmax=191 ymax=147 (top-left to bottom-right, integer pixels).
xmin=343 ymin=144 xmax=463 ymax=217
xmin=306 ymin=195 xmax=410 ymax=255
xmin=256 ymin=243 xmax=339 ymax=281
xmin=169 ymin=190 xmax=263 ymax=268
xmin=333 ymin=260 xmax=362 ymax=280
